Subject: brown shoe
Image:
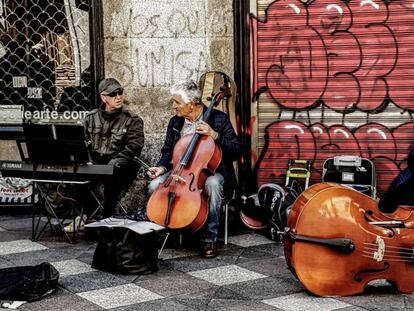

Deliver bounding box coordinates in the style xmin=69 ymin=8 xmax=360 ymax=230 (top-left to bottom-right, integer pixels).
xmin=201 ymin=242 xmax=217 ymax=258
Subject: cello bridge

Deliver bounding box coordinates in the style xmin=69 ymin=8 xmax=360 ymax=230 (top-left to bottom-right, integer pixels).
xmin=373 ymin=236 xmax=385 ymax=262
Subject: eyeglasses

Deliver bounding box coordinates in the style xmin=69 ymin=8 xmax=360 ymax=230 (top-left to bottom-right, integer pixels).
xmin=103 ymin=89 xmax=124 ymax=97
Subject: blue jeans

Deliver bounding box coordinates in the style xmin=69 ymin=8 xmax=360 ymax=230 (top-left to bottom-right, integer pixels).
xmin=148 ymin=172 xmax=224 ymax=243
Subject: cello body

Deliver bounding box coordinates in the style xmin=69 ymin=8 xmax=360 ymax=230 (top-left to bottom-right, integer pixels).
xmin=147 ymin=134 xmax=221 ymax=231
xmin=284 ymin=182 xmax=414 ymax=296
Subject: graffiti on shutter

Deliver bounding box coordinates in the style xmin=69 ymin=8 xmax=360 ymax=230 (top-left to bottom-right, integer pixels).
xmin=251 ymin=0 xmax=414 ymax=196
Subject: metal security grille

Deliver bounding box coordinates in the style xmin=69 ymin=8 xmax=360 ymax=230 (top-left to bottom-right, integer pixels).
xmin=0 ymin=0 xmax=94 ymax=115
xmin=250 ymin=0 xmax=414 ymax=196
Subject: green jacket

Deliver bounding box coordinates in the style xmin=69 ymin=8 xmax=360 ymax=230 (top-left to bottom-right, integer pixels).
xmin=84 ymin=107 xmax=144 ymax=164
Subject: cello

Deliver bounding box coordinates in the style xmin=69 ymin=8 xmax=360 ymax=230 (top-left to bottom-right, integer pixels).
xmin=146 ymin=88 xmax=230 ymax=232
xmin=284 ymin=182 xmax=414 ymax=296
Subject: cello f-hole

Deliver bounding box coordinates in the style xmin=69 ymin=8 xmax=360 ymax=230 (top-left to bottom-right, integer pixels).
xmin=354 ymin=262 xmax=390 ymax=282
xmin=188 ymin=173 xmax=196 ymax=192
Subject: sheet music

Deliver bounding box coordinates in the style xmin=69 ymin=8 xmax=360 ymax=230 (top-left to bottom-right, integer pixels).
xmin=85 ymin=218 xmax=165 ymax=235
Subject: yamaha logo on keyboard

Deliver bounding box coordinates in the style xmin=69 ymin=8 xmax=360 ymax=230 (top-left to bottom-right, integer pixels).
xmin=2 ymin=162 xmax=22 ymax=169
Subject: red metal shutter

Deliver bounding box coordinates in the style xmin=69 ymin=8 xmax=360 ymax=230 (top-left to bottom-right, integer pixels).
xmin=251 ymin=0 xmax=414 ymax=196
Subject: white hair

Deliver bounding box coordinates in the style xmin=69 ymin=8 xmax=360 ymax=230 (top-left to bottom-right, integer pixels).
xmin=170 ymin=80 xmax=201 ymax=104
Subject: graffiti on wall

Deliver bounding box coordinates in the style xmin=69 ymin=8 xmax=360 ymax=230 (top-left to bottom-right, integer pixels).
xmin=251 ymin=0 xmax=414 ymax=195
xmin=106 ymin=1 xmax=233 ymax=87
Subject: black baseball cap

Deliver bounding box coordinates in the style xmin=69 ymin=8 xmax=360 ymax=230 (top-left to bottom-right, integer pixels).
xmin=98 ymin=78 xmax=122 ymax=94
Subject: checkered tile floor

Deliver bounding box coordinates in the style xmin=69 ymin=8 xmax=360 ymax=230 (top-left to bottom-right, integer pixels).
xmin=0 ymin=215 xmax=413 ymax=310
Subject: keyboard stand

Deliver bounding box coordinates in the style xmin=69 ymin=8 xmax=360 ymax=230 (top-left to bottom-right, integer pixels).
xmin=87 ymin=183 xmax=129 ymax=220
xmin=88 ymin=185 xmax=105 ymax=219
xmin=31 ymin=180 xmax=90 ymax=244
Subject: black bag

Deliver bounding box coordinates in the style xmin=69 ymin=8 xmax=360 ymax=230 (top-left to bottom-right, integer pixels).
xmin=258 ymin=183 xmax=285 ymax=217
xmin=258 ymin=183 xmax=297 ymax=241
xmin=0 ymin=262 xmax=59 ymax=302
xmin=379 ymin=168 xmax=414 ymax=212
xmin=379 ymin=147 xmax=414 ymax=212
xmin=92 ymin=227 xmax=159 ymax=274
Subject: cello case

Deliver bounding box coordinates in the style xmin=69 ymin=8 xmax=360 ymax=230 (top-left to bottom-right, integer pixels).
xmin=199 ymin=71 xmax=239 ymax=189
xmin=284 ymin=182 xmax=414 ymax=296
xmin=199 ymin=71 xmax=238 ymax=135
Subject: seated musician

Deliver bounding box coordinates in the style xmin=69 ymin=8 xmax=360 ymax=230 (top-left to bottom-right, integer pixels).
xmin=83 ymin=78 xmax=144 ymax=218
xmin=379 ymin=147 xmax=414 ymax=213
xmin=147 ymin=79 xmax=240 ymax=258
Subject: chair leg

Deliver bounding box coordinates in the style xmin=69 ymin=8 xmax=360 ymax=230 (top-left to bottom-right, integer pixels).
xmin=224 ymin=202 xmax=228 ymax=245
xmin=158 ymin=232 xmax=170 ymax=258
xmin=88 ymin=187 xmax=104 ymax=219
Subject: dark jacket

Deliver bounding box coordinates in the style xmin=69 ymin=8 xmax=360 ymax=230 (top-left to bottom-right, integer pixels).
xmin=84 ymin=107 xmax=144 ymax=164
xmin=157 ymin=108 xmax=240 ymax=187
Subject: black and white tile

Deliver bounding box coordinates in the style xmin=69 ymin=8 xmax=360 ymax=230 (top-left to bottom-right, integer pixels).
xmin=0 ymin=216 xmax=413 ymax=310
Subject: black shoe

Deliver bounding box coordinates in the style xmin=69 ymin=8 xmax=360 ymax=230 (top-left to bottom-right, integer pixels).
xmin=201 ymin=242 xmax=217 ymax=258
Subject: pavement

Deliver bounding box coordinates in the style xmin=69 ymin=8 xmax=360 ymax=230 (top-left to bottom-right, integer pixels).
xmin=0 ymin=213 xmax=413 ymax=311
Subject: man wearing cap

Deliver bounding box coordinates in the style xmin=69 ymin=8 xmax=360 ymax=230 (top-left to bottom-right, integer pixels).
xmin=84 ymin=78 xmax=144 ymax=218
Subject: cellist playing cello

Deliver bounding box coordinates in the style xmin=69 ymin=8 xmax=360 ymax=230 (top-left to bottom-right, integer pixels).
xmin=147 ymin=80 xmax=240 ymax=258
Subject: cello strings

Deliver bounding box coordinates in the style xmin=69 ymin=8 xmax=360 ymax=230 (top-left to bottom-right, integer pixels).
xmin=303 ymin=238 xmax=414 ymax=252
xmin=363 ymin=255 xmax=414 ymax=263
xmin=359 ymin=246 xmax=414 ymax=262
xmin=365 ymin=245 xmax=414 ymax=253
xmin=358 ymin=245 xmax=414 ymax=258
xmin=363 ymin=248 xmax=413 ymax=256
xmin=363 ymin=246 xmax=414 ymax=254
xmin=362 ymin=242 xmax=414 ymax=252
xmin=301 ymin=247 xmax=414 ymax=263
xmin=362 ymin=250 xmax=414 ymax=260
xmin=352 ymin=248 xmax=414 ymax=262
xmin=293 ymin=240 xmax=414 ymax=262
xmin=381 ymin=255 xmax=414 ymax=261
xmin=293 ymin=236 xmax=414 ymax=252
xmin=298 ymin=240 xmax=414 ymax=262
xmin=362 ymin=240 xmax=414 ymax=250
xmin=362 ymin=246 xmax=414 ymax=257
xmin=361 ymin=254 xmax=414 ymax=263
xmin=345 ymin=252 xmax=414 ymax=264
xmin=170 ymin=164 xmax=185 ymax=184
